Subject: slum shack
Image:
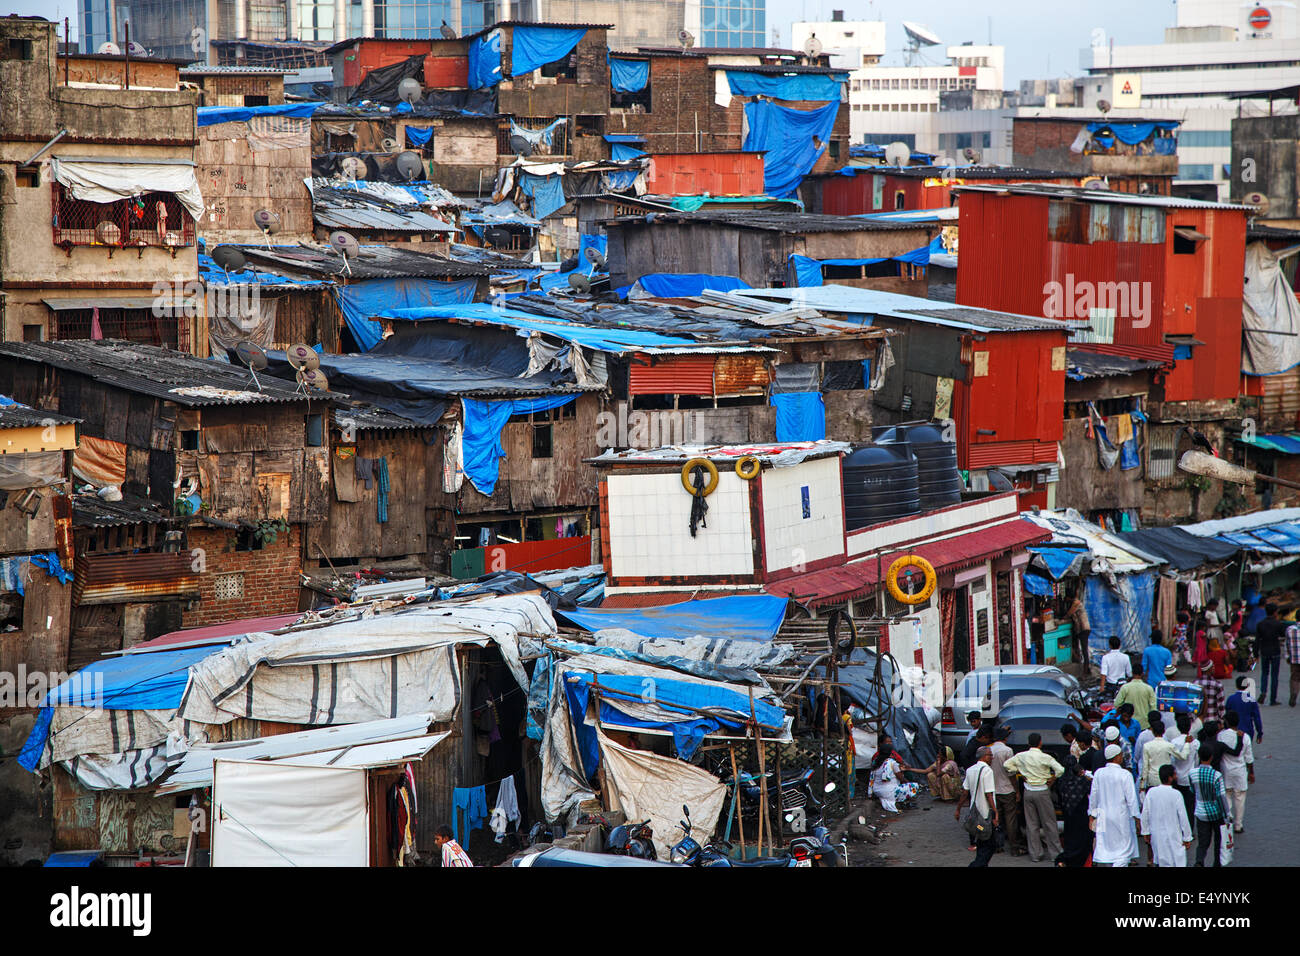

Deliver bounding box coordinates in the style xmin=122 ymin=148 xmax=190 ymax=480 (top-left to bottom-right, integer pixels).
xmin=604 ymin=211 xmax=939 ymax=294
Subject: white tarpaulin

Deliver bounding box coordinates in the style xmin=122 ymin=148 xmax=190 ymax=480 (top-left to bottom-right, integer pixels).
xmin=177 ymin=594 xmax=555 ymax=726
xmin=1242 ymin=241 xmax=1300 ymax=376
xmin=598 ymin=731 xmax=728 ymax=862
xmin=51 ymin=157 xmax=206 ymax=222
xmin=212 ymin=759 xmax=368 ymax=867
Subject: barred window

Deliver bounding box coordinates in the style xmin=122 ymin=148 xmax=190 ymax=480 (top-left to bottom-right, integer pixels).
xmin=52 ymin=308 xmax=187 ymax=350
xmin=51 ymin=185 xmax=195 ymax=249
xmin=499 ymin=118 xmax=569 ymax=156
xmin=1148 ymin=425 xmax=1178 ymax=479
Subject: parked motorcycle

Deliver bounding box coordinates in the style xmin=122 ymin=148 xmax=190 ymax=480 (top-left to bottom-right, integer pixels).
xmin=605 ymin=819 xmax=657 ymax=860
xmin=730 ymin=767 xmax=829 ymax=830
xmin=669 ymin=805 xmax=841 ymax=867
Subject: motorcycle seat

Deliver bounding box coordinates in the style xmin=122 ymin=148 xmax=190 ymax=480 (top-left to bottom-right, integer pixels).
xmin=727 ymin=854 xmax=793 ymax=868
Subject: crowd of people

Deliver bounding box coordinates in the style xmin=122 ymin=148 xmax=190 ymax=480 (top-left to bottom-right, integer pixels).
xmin=876 ymin=593 xmax=1297 ymax=868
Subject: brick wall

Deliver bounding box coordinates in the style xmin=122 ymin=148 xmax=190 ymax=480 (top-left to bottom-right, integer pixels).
xmin=182 ymin=525 xmax=302 ymax=627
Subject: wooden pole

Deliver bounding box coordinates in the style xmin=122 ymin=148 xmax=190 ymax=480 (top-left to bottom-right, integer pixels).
xmin=728 ymin=743 xmax=746 ymax=856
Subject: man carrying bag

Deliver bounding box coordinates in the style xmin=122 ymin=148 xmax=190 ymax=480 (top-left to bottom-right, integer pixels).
xmin=956 ymin=745 xmax=999 ymax=867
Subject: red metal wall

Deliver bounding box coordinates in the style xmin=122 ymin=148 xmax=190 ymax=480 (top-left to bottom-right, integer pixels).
xmin=645 ymin=152 xmax=765 ymax=196
xmin=957 ymin=329 xmax=1066 ymax=469
xmin=628 ymin=355 xmax=718 ymax=395
xmin=341 ymin=41 xmax=468 ymax=90
xmin=484 ymin=536 xmax=593 ymax=576
xmin=825 ymin=174 xmax=1078 ymax=216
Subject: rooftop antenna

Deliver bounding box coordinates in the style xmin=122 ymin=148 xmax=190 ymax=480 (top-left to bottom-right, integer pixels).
xmin=211 ymin=244 xmax=246 ymax=277
xmin=394 ymin=150 xmax=424 ymax=182
xmin=583 ymin=245 xmax=607 ymax=273
xmin=286 ymin=343 xmax=321 ymax=396
xmin=329 ymin=230 xmax=361 ymax=276
xmin=902 ymin=21 xmax=941 ymax=66
xmin=884 ymin=141 xmax=911 ymax=167
xmin=803 ymin=34 xmax=824 ymax=60
xmin=253 ymin=208 xmax=280 ymax=250
xmin=678 ymin=30 xmax=695 ymax=49
xmin=1097 ymin=98 xmax=1112 ymax=114
xmin=300 ymin=368 xmax=330 ymax=392
xmin=339 ymin=155 xmax=367 ymax=192
xmin=398 ymin=77 xmax=423 ymax=105
xmin=235 ymin=339 xmax=268 ymax=391
xmin=963 ymin=146 xmax=982 ymax=164
xmin=568 ymin=273 xmax=592 ymax=294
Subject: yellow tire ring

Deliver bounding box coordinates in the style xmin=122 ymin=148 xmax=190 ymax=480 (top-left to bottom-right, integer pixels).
xmin=885 ymin=554 xmax=937 ymax=606
xmin=735 ymin=456 xmax=761 ymax=480
xmin=681 ymin=458 xmax=719 ymax=496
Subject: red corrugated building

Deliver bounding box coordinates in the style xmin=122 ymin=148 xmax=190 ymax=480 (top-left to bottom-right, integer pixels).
xmin=818 ymin=166 xmax=1080 ymax=216
xmin=955 ymin=183 xmax=1249 ymax=402
xmin=645 ymin=152 xmax=766 ymax=197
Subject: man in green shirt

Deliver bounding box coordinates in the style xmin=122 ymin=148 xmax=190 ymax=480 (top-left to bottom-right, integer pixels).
xmin=1004 ymin=734 xmax=1066 ymax=863
xmin=1115 ymin=663 xmax=1158 ymax=728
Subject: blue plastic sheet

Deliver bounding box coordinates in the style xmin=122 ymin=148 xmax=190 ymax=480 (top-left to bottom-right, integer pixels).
xmin=725 ymin=70 xmax=846 ymax=102
xmin=743 ymin=99 xmax=840 ymax=198
xmin=379 ymin=303 xmax=698 ymax=351
xmin=336 ymin=278 xmax=479 ymax=352
xmin=564 ymin=671 xmax=784 ymax=772
xmin=1085 ymin=121 xmax=1178 ymax=145
xmin=1084 ymin=572 xmax=1155 ymax=660
xmin=610 ymin=142 xmax=645 ymax=161
xmin=560 ymin=594 xmax=788 ymax=643
xmin=197 ymin=101 xmax=322 ymax=127
xmin=17 ymin=643 xmax=221 ymax=772
xmin=610 ymin=58 xmax=650 ymax=93
xmin=44 ymin=851 xmax=103 ymax=867
xmin=1120 ymin=435 xmax=1140 ymax=470
xmin=510 ymin=26 xmax=587 ymax=77
xmin=468 ymin=30 xmax=503 ymax=89
xmin=1028 ymin=544 xmax=1087 ymax=580
xmin=602 ymin=167 xmax=640 ymax=189
xmin=629 ymin=273 xmax=751 ymax=298
xmin=519 ymin=172 xmax=567 ymax=219
xmin=788 ymin=242 xmax=932 ymax=287
xmin=405 ymin=125 xmax=434 ymax=146
xmin=29 ymin=552 xmax=71 ymax=585
xmin=603 ymin=134 xmax=646 ymax=144
xmin=1022 ymin=571 xmax=1055 ymax=596
xmin=771 ymin=391 xmax=826 ymax=442
xmin=536 ymin=234 xmax=608 ymax=292
xmin=461 ymin=394 xmax=576 ymax=495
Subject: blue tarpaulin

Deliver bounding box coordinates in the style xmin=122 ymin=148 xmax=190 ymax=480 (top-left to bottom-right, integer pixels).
xmin=743 ymin=99 xmax=840 ymax=198
xmin=1084 ymin=572 xmax=1155 ymax=661
xmin=537 ymin=234 xmax=607 ymax=292
xmin=405 ymin=125 xmax=434 ymax=146
xmin=610 ymin=57 xmax=650 ymax=93
xmin=468 ymin=30 xmax=502 ymax=88
xmin=560 ymin=594 xmax=789 ymax=643
xmin=44 ymin=851 xmax=103 ymax=867
xmin=519 ymin=172 xmax=568 ymax=219
xmin=1086 ymin=121 xmax=1178 ymax=145
xmin=603 ymin=134 xmax=646 ymax=143
xmin=1028 ymin=544 xmax=1088 ymax=579
xmin=197 ymin=101 xmax=323 ymax=127
xmin=788 ymin=242 xmax=931 ymax=287
xmin=1022 ymin=571 xmax=1055 ymax=596
xmin=726 ymin=70 xmax=847 ymax=102
xmin=462 ymin=394 xmax=576 ymax=495
xmin=336 ymin=278 xmax=479 ymax=352
xmin=563 ymin=671 xmax=784 ymax=772
xmin=510 ymin=25 xmax=587 ymax=77
xmin=611 ymin=142 xmax=646 ymax=161
xmin=771 ymin=391 xmax=826 ymax=441
xmin=18 ymin=643 xmax=221 ymax=772
xmin=628 ymin=273 xmax=751 ymax=298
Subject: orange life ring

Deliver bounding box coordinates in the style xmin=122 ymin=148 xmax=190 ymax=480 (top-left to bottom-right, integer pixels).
xmin=885 ymin=554 xmax=937 ymax=606
xmin=681 ymin=458 xmax=719 ymax=496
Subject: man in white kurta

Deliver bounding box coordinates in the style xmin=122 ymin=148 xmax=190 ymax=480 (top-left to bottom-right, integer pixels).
xmin=1089 ymin=745 xmax=1141 ymax=866
xmin=1140 ymin=768 xmax=1193 ymax=867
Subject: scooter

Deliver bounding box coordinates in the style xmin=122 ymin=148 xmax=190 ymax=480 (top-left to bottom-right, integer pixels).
xmin=605 ymin=819 xmax=657 ymax=860
xmin=669 ymin=805 xmax=841 ymax=867
xmin=730 ymin=767 xmax=828 ymax=829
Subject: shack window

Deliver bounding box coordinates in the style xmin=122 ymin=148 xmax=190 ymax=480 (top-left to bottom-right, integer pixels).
xmin=214 ymin=572 xmax=246 ymax=599
xmin=0 ymin=591 xmax=23 ymax=632
xmin=15 ymin=166 xmax=38 ymax=188
xmin=1147 ymin=425 xmax=1178 ymax=479
xmin=243 ymin=94 xmax=270 ymax=107
xmin=893 ymin=190 xmax=906 ymax=210
xmin=975 ymin=606 xmax=990 ymax=646
xmin=180 ymin=429 xmax=200 ymax=450
xmin=21 ymin=324 xmax=43 ymax=342
xmin=539 ymin=53 xmax=578 ymax=83
xmin=498 ymin=117 xmax=569 ymax=156
xmin=532 ymin=423 xmax=553 ymax=458
xmin=51 ymin=307 xmax=184 ymax=350
xmin=52 ymin=185 xmax=195 ymax=249
xmin=1047 ymin=200 xmax=1088 ymax=244
xmin=305 ymin=414 xmax=324 ymax=447
xmin=0 ymin=37 xmax=33 ymax=60
xmin=1172 ymin=225 xmax=1207 ymax=255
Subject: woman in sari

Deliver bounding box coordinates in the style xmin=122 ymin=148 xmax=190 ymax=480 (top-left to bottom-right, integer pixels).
xmin=868 ymin=735 xmax=922 ymax=813
xmin=919 ymin=746 xmax=963 ymax=802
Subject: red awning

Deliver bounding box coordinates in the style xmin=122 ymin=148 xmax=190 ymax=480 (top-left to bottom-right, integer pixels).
xmin=125 ymin=612 xmax=303 ymax=654
xmin=766 ymin=518 xmax=1050 ymax=608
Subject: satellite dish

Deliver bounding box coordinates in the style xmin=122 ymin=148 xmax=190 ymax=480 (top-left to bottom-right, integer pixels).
xmin=678 ymin=30 xmax=695 ymax=49
xmin=329 ymin=230 xmax=361 ymax=275
xmin=804 ymin=35 xmax=824 ymax=59
xmin=484 ymin=226 xmax=512 ymax=248
xmin=394 ymin=151 xmax=424 ymax=182
xmin=583 ymin=246 xmax=607 ymax=271
xmin=1083 ymin=179 xmax=1110 ymax=191
xmin=440 ymin=20 xmax=457 ymax=40
xmin=235 ymin=339 xmax=268 ymax=391
xmin=1097 ymin=99 xmax=1112 ymax=114
xmin=299 ymin=368 xmax=330 ymax=391
xmin=94 ymin=221 xmax=122 ymax=246
xmin=902 ymin=21 xmax=941 ymax=46
xmin=509 ymin=132 xmax=536 ymax=157
xmin=398 ymin=77 xmax=423 ymax=105
xmin=286 ymin=344 xmax=320 ymax=372
xmin=211 ymin=244 xmax=246 ymax=273
xmin=884 ymin=141 xmax=911 ymax=167
xmin=253 ymin=208 xmax=280 ymax=235
xmin=963 ymin=147 xmax=982 ymax=163
xmin=1243 ymin=191 xmax=1271 ymax=215
xmin=568 ymin=273 xmax=592 ymax=293
xmin=339 ymin=156 xmax=367 ymax=182
xmin=933 ymin=155 xmax=955 ymax=168
xmin=381 ymin=137 xmax=400 ymax=153
xmin=97 ymin=41 xmax=121 ymax=55
xmin=127 ymin=40 xmax=147 ymax=57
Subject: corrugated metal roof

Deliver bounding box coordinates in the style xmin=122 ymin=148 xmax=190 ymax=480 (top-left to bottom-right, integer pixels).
xmin=0 ymin=403 xmax=79 ymax=430
xmin=849 ymin=164 xmax=1076 ymax=181
xmin=73 ymin=551 xmax=202 ymax=605
xmin=240 ymin=244 xmax=494 ymax=280
xmin=335 ymin=402 xmax=427 ymax=432
xmin=308 ymin=179 xmax=460 ymax=235
xmin=609 ymin=210 xmax=931 ymax=233
xmin=0 ymin=340 xmax=341 ymax=407
xmin=591 ymin=440 xmax=850 ymax=465
xmin=72 ymin=493 xmax=169 ymax=528
xmin=1066 ymin=349 xmax=1165 ymax=380
xmin=732 ymin=286 xmax=1078 ymax=333
xmin=125 ymin=612 xmax=304 ymax=654
xmin=954 ymin=182 xmax=1254 ymax=211
xmin=180 ymin=64 xmax=291 ymax=74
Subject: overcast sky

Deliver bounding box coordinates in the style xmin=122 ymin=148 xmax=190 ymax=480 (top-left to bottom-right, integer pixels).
xmin=6 ymin=0 xmax=1174 ymax=84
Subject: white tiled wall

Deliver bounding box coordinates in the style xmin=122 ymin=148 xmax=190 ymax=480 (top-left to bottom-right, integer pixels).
xmin=761 ymin=457 xmax=845 ymax=573
xmin=606 ymin=472 xmax=755 ymax=579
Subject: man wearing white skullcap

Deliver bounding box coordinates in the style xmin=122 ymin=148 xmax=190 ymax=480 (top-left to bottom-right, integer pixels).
xmin=1089 ymin=743 xmax=1140 ymax=866
xmin=1103 ymin=722 xmax=1132 ymax=771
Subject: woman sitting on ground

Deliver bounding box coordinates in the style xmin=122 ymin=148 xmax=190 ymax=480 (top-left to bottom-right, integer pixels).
xmin=918 ymin=746 xmax=962 ymax=802
xmin=868 ymin=734 xmax=923 ymax=813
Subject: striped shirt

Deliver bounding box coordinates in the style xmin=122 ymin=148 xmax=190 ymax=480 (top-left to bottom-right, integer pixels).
xmin=1286 ymin=624 xmax=1300 ymax=664
xmin=1191 ymin=765 xmax=1228 ymax=823
xmin=441 ymin=840 xmax=473 ymax=867
xmin=1196 ymin=674 xmax=1226 ymax=723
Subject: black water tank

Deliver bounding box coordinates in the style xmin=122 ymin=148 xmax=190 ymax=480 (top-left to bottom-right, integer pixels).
xmin=842 ymin=443 xmax=921 ymax=531
xmin=873 ymin=423 xmax=964 ymax=510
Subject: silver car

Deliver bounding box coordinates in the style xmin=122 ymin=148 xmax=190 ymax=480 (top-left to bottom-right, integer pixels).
xmin=937 ymin=664 xmax=1075 ymax=755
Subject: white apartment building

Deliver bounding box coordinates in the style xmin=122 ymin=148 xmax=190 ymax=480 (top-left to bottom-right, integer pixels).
xmin=1078 ymin=0 xmax=1300 ymax=197
xmin=790 ymin=16 xmax=886 ymax=70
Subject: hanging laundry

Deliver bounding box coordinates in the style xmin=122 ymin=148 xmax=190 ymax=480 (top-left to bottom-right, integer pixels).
xmin=555 ymin=517 xmax=565 ymax=538
xmin=452 ymin=786 xmax=489 ymax=847
xmin=1186 ymin=579 xmax=1203 ymax=611
xmin=1113 ymin=413 xmax=1134 ymax=445
xmin=478 ymin=526 xmax=493 ymax=547
xmin=355 ymin=456 xmax=376 ymax=490
xmin=490 ymin=774 xmax=521 ymax=843
xmin=376 ymin=456 xmax=390 ymax=523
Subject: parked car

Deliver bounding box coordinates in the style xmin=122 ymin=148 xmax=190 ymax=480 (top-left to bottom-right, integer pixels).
xmin=978 ymin=673 xmax=1089 ymax=721
xmin=992 ymin=696 xmax=1088 ymax=762
xmin=937 ymin=665 xmax=1072 ymax=754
